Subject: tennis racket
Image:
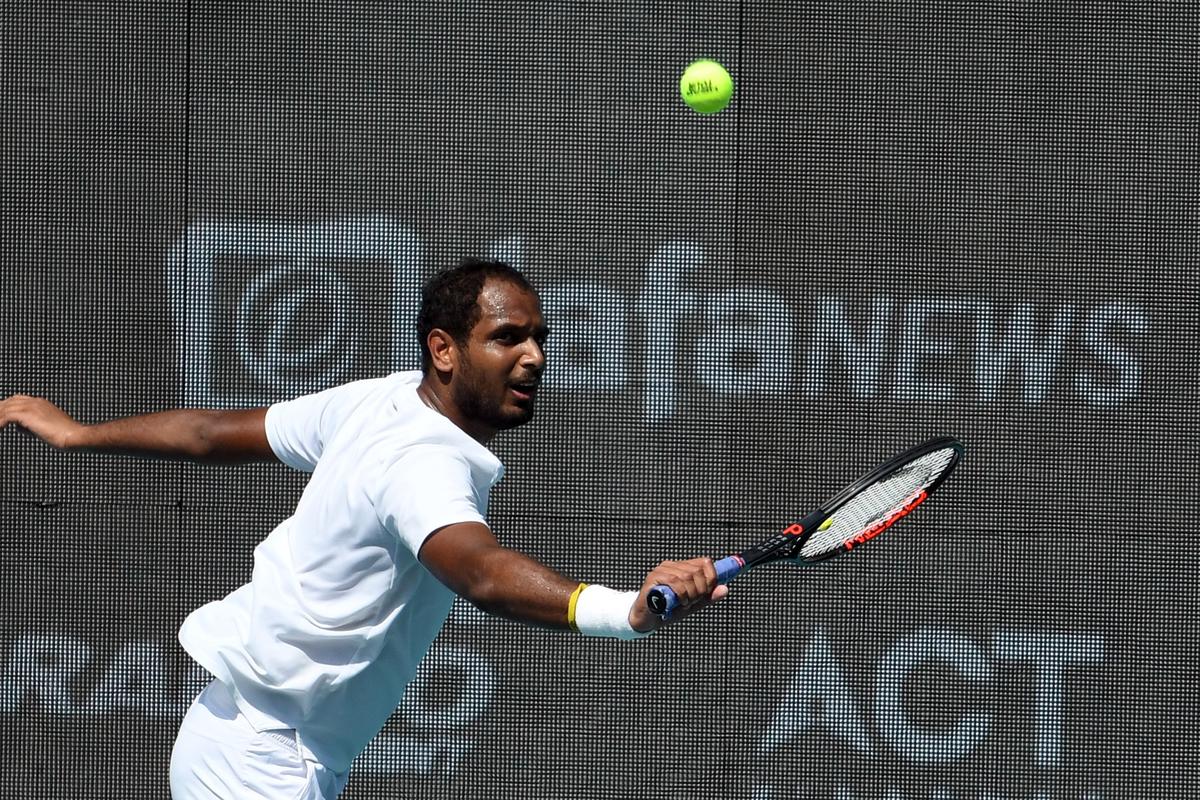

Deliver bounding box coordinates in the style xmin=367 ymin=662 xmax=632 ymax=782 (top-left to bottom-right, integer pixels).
xmin=647 ymin=437 xmax=964 ymax=616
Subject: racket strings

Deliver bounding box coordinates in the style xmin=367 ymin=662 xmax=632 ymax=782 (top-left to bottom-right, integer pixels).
xmin=798 ymin=447 xmax=957 ymax=559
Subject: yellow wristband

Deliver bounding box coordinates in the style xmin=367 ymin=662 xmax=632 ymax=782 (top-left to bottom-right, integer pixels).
xmin=566 ymin=582 xmax=588 ymax=633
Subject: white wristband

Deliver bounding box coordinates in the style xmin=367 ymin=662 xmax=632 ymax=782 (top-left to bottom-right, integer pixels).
xmin=572 ymin=585 xmax=651 ymax=640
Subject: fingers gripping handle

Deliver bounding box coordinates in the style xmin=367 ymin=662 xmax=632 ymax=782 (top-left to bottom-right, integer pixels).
xmin=646 ymin=556 xmax=743 ymax=616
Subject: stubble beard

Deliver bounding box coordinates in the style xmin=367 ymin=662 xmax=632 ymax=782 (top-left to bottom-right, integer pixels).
xmin=454 ymin=359 xmax=535 ymax=433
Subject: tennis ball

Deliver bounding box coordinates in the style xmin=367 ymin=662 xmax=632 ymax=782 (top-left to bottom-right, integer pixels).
xmin=680 ymin=59 xmax=734 ymax=114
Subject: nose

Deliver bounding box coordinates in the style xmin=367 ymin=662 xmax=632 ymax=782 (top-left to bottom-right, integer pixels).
xmin=522 ymin=338 xmax=546 ymax=372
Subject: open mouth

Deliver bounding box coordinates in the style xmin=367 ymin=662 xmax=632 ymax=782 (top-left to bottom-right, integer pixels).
xmin=509 ymin=380 xmax=540 ymax=402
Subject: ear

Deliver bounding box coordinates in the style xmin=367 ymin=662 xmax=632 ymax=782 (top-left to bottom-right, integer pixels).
xmin=426 ymin=328 xmax=459 ymax=375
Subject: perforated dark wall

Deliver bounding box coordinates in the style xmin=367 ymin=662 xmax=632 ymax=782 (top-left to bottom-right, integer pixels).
xmin=2 ymin=3 xmax=1195 ymax=798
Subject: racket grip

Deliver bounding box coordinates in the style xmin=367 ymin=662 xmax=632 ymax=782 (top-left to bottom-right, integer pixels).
xmin=646 ymin=555 xmax=744 ymax=617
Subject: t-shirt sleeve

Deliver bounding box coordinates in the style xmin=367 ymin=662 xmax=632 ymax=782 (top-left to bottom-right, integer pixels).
xmin=375 ymin=445 xmax=489 ymax=557
xmin=264 ymin=382 xmax=366 ymax=472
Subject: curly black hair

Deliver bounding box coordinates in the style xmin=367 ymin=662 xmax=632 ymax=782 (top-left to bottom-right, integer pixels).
xmin=417 ymin=258 xmax=539 ymax=372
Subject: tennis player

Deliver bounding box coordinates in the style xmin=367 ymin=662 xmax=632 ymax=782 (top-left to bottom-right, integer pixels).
xmin=0 ymin=259 xmax=726 ymax=799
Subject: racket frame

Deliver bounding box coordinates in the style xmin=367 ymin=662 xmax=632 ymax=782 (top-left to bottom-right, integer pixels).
xmin=645 ymin=437 xmax=964 ymax=616
xmin=788 ymin=435 xmax=964 ymax=564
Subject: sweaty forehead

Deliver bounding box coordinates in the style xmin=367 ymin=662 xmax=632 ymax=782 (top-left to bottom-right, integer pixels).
xmin=476 ymin=279 xmax=542 ymax=323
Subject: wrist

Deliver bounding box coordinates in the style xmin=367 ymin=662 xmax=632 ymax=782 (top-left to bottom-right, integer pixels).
xmin=59 ymin=423 xmax=89 ymax=450
xmin=568 ymin=584 xmax=650 ymax=640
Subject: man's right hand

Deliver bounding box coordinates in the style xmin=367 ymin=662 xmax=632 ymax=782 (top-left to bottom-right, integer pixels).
xmin=628 ymin=557 xmax=728 ymax=633
xmin=0 ymin=395 xmax=82 ymax=449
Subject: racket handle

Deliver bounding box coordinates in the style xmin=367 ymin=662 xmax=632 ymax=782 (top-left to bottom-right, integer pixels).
xmin=646 ymin=555 xmax=744 ymax=617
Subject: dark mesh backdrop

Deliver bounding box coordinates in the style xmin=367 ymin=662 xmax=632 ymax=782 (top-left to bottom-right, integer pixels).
xmin=1 ymin=2 xmax=1195 ymax=798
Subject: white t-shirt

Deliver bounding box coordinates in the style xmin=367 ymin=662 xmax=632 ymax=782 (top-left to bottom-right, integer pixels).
xmin=178 ymin=370 xmax=503 ymax=773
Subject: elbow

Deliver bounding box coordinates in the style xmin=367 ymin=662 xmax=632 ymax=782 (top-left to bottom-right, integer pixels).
xmin=188 ymin=419 xmax=219 ymax=460
xmin=191 ymin=408 xmax=271 ymax=462
xmin=461 ymin=574 xmax=507 ymax=616
xmin=455 ymin=553 xmax=516 ymax=617
xmin=419 ymin=528 xmax=514 ymax=616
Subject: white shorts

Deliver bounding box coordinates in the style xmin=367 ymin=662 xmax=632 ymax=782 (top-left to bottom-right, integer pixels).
xmin=170 ymin=680 xmax=348 ymax=800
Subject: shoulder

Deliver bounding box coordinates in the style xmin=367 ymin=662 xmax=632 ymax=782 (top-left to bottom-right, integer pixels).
xmin=371 ymin=437 xmax=502 ymax=517
xmin=378 ymin=442 xmax=482 ymax=487
xmin=387 ymin=387 xmax=505 ymax=484
xmin=272 ymin=372 xmax=416 ymax=421
xmin=372 ymin=444 xmax=481 ymax=524
xmin=323 ymin=371 xmax=418 ymax=409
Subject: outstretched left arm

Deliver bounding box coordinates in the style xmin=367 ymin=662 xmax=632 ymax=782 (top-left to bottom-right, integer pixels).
xmin=0 ymin=394 xmax=273 ymax=463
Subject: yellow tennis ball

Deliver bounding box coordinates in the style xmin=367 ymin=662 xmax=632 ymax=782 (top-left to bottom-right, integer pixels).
xmin=680 ymin=59 xmax=734 ymax=115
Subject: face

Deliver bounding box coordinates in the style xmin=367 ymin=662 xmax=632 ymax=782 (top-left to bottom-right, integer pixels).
xmin=449 ymin=278 xmax=548 ymax=436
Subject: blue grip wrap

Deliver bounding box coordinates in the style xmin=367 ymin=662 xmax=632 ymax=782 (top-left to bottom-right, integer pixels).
xmin=647 ymin=555 xmax=744 ymax=617
xmin=714 ymin=555 xmax=743 ymax=583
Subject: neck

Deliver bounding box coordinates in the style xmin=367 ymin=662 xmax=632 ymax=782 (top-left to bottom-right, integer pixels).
xmin=417 ymin=376 xmax=495 ymax=445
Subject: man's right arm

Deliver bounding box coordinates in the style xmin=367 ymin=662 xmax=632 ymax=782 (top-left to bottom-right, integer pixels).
xmin=0 ymin=394 xmax=274 ymax=463
xmin=418 ymin=520 xmax=724 ymax=635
